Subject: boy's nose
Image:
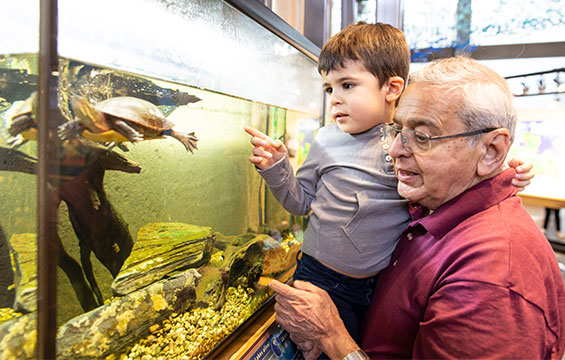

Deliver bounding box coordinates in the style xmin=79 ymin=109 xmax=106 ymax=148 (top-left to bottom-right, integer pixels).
xmin=329 ymin=92 xmax=343 ymax=105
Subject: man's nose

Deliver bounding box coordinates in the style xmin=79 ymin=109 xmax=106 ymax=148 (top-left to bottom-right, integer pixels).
xmin=389 ymin=132 xmax=410 ymax=159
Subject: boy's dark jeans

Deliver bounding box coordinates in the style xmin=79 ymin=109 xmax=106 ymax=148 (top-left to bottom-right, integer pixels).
xmin=292 ymin=252 xmax=379 ymax=344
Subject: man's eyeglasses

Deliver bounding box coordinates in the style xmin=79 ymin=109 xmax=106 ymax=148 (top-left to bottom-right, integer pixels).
xmin=384 ymin=123 xmax=499 ymax=154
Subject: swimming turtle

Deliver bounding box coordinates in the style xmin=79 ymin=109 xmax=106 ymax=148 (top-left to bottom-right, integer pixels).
xmin=58 ymin=96 xmax=198 ymax=153
xmin=7 ymin=91 xmax=38 ymax=147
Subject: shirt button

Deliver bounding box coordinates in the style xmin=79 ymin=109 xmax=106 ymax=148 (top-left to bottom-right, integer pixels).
xmin=406 ymin=233 xmax=413 ymax=240
xmin=393 ymin=259 xmax=398 ymax=266
xmin=383 ymin=144 xmax=390 ymax=150
xmin=385 ymin=155 xmax=392 ymax=162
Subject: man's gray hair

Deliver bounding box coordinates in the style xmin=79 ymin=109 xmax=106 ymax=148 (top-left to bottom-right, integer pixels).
xmin=408 ymin=56 xmax=517 ymax=143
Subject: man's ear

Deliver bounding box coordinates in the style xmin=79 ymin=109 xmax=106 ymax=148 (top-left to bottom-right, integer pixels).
xmin=477 ymin=129 xmax=511 ymax=177
xmin=385 ymin=76 xmax=405 ymax=103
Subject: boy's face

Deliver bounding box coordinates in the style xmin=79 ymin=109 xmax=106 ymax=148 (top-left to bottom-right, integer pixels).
xmin=322 ymin=60 xmax=391 ymax=134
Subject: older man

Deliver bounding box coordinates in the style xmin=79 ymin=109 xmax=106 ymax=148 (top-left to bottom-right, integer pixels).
xmin=269 ymin=56 xmax=565 ymax=359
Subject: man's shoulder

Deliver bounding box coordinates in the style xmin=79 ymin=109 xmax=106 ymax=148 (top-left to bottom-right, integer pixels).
xmin=448 ymin=195 xmax=544 ymax=250
xmin=442 ymin=197 xmax=554 ymax=287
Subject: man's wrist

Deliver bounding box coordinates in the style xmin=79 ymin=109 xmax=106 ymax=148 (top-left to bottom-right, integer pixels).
xmin=319 ymin=330 xmax=360 ymax=359
xmin=342 ymin=349 xmax=370 ymax=360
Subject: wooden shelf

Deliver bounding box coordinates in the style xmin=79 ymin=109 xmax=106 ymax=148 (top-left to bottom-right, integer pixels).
xmin=519 ymin=193 xmax=565 ymax=209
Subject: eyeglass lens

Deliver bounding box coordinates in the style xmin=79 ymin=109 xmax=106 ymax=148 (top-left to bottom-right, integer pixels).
xmin=385 ymin=125 xmax=429 ymax=153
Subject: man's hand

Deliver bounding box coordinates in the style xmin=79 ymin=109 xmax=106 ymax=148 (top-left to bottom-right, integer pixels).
xmin=244 ymin=126 xmax=287 ymax=170
xmin=289 ymin=334 xmax=323 ymax=360
xmin=269 ymin=280 xmax=359 ymax=359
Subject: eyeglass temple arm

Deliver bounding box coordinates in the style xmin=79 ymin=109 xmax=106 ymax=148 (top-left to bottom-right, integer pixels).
xmin=430 ymin=127 xmax=499 ymax=141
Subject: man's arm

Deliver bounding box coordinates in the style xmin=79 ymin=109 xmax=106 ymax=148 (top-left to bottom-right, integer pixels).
xmin=269 ymin=280 xmax=361 ymax=360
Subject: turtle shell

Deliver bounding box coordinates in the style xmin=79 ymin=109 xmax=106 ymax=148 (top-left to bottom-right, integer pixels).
xmin=94 ymin=97 xmax=174 ymax=134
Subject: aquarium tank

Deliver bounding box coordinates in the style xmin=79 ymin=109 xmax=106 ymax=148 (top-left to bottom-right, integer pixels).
xmin=0 ymin=0 xmax=322 ymax=359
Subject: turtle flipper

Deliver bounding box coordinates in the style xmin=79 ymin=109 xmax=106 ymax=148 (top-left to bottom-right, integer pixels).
xmin=8 ymin=114 xmax=35 ymax=137
xmin=112 ymin=119 xmax=143 ymax=143
xmin=7 ymin=137 xmax=28 ymax=148
xmin=58 ymin=120 xmax=85 ymax=140
xmin=169 ymin=130 xmax=198 ymax=153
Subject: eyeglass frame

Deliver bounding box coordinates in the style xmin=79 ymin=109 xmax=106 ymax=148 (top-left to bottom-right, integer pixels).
xmin=385 ymin=123 xmax=500 ymax=154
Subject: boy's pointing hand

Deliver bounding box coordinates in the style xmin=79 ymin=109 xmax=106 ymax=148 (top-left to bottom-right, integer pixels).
xmin=245 ymin=126 xmax=287 ymax=170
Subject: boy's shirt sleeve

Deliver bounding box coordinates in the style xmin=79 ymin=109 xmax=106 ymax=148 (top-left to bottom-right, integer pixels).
xmin=257 ymin=138 xmax=321 ymax=216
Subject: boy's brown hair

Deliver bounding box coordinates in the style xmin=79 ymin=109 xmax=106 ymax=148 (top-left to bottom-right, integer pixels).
xmin=318 ymin=22 xmax=410 ymax=88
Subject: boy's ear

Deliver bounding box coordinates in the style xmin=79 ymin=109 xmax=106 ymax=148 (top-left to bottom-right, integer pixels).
xmin=477 ymin=129 xmax=511 ymax=177
xmin=385 ymin=76 xmax=405 ymax=103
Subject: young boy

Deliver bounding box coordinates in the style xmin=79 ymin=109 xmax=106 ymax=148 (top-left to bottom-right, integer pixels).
xmin=245 ymin=22 xmax=532 ymax=343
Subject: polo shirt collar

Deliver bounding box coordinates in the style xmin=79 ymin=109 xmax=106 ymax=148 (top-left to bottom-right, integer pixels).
xmin=409 ymin=168 xmax=518 ymax=239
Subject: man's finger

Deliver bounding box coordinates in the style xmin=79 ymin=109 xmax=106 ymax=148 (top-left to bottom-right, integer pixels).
xmin=292 ymin=280 xmax=324 ymax=293
xmin=269 ymin=280 xmax=300 ymax=298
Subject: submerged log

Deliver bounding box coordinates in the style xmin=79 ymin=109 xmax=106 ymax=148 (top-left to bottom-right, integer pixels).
xmin=212 ymin=237 xmax=265 ymax=310
xmin=195 ymin=234 xmax=268 ymax=309
xmin=111 ymin=223 xmax=215 ymax=296
xmin=261 ymin=236 xmax=302 ymax=275
xmin=56 ymin=269 xmax=201 ymax=359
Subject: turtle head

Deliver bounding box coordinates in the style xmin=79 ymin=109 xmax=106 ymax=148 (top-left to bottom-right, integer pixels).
xmin=71 ymin=97 xmax=111 ymax=132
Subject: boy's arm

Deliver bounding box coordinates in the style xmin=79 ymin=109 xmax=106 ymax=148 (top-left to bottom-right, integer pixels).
xmin=245 ymin=126 xmax=287 ymax=170
xmin=245 ymin=126 xmax=319 ymax=215
xmin=506 ymin=157 xmax=534 ymax=192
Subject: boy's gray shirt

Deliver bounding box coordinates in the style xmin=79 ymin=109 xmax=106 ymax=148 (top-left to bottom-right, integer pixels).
xmin=258 ymin=123 xmax=411 ymax=276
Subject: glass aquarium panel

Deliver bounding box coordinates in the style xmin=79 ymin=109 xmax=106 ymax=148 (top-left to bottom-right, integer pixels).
xmin=0 ymin=55 xmax=38 ymax=360
xmin=0 ymin=0 xmax=39 ymax=358
xmin=4 ymin=0 xmax=321 ymax=358
xmin=403 ymin=0 xmax=565 ymax=50
xmin=51 ymin=58 xmax=311 ymax=360
xmin=0 ymin=54 xmax=315 ymax=360
xmin=58 ymin=0 xmax=323 ymax=116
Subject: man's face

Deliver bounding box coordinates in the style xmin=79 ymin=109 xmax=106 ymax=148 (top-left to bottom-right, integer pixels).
xmin=322 ymin=60 xmax=390 ymax=134
xmin=389 ymin=83 xmax=483 ymax=210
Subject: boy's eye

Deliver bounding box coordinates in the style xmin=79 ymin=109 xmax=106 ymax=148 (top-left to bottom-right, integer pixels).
xmin=343 ymin=83 xmax=354 ymax=90
xmin=324 ymin=87 xmax=333 ymax=94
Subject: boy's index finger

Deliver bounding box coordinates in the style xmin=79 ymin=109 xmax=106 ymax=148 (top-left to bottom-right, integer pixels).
xmin=244 ymin=126 xmax=268 ymax=140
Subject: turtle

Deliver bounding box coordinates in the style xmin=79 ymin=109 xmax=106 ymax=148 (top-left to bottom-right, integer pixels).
xmin=58 ymin=96 xmax=198 ymax=153
xmin=7 ymin=91 xmax=38 ymax=147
